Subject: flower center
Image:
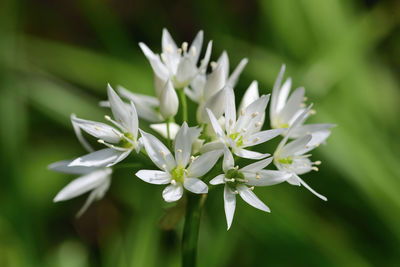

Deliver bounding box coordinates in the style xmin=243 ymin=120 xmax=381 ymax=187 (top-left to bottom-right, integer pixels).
xmin=171 ymin=166 xmax=185 ymax=183
xmin=225 ymin=169 xmax=245 ymax=189
xmin=118 ymin=132 xmax=135 ymax=148
xmin=229 ymin=132 xmax=244 ymax=147
xmin=278 ymin=157 xmax=293 ymax=165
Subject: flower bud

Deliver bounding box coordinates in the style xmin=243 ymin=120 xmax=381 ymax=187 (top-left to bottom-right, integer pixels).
xmin=159 ymin=80 xmax=179 ymax=119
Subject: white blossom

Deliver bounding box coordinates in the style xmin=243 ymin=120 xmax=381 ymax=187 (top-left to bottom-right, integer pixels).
xmin=136 ymin=123 xmax=222 ymax=202
xmin=49 ymin=160 xmax=112 ymax=217
xmin=206 ymin=87 xmax=285 ymax=159
xmin=210 ymin=148 xmax=290 ymax=229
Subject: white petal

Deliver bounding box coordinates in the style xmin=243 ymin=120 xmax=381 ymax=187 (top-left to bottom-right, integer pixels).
xmin=235 ymin=94 xmax=269 ymax=133
xmin=76 ymin=177 xmax=110 ymax=217
xmin=225 ymin=87 xmax=236 ymax=134
xmin=140 ymin=130 xmax=176 ymax=171
xmin=136 ymin=170 xmax=171 ymax=184
xmin=223 ymin=147 xmax=234 ymax=172
xmin=206 ymin=108 xmax=225 ymax=138
xmin=175 ymin=122 xmax=191 ymax=167
xmin=162 ymin=28 xmax=178 ymax=53
xmin=139 ymin=42 xmax=169 ymax=79
xmin=183 ymin=178 xmax=208 ymax=194
xmin=244 ymin=129 xmax=285 ymax=148
xmin=71 ymin=114 xmax=94 ymax=152
xmin=276 ymin=78 xmax=292 ymax=113
xmin=290 ymin=123 xmax=335 ymax=138
xmin=227 ymin=58 xmax=248 ymax=88
xmin=279 ymin=87 xmax=305 ymax=123
xmin=210 ymin=174 xmax=226 ymax=185
xmin=240 ymin=157 xmax=273 ymax=172
xmin=150 ymin=122 xmax=180 ymax=139
xmin=72 ymin=115 xmax=121 ymax=144
xmin=49 ymin=160 xmax=96 ymax=175
xmin=203 ymin=64 xmax=226 ymax=101
xmin=238 ymin=81 xmax=259 ymax=111
xmin=162 ymin=184 xmax=183 ymax=202
xmin=189 ymin=30 xmax=203 ymax=63
xmin=200 ymin=140 xmax=225 ymax=153
xmin=270 ymin=64 xmax=286 ymax=121
xmin=199 ymin=41 xmax=213 ymax=71
xmin=224 ymin=185 xmax=236 ymax=230
xmin=107 ymin=84 xmax=136 ymax=133
xmin=234 ymin=148 xmax=269 ymax=160
xmin=217 ymin=51 xmax=229 ymax=80
xmin=106 ymin=150 xmax=131 ymax=167
xmin=159 ymin=80 xmax=179 ymax=119
xmin=237 ymin=185 xmax=270 ymax=212
xmin=290 ymin=158 xmax=313 ymax=175
xmin=53 ymin=168 xmax=111 ymax=202
xmin=175 ymin=57 xmax=197 ymax=87
xmin=280 ymin=135 xmax=312 ymax=158
xmin=295 ymin=174 xmax=327 ymax=201
xmin=69 ymin=148 xmax=124 ymax=167
xmin=245 ymin=170 xmax=291 ymax=186
xmin=187 ymin=150 xmax=223 ymax=177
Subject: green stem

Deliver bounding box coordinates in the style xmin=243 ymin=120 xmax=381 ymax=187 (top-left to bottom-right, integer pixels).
xmin=166 ymin=119 xmax=171 ymax=148
xmin=179 ymin=88 xmax=188 ymax=123
xmin=182 ymin=193 xmax=206 ymax=267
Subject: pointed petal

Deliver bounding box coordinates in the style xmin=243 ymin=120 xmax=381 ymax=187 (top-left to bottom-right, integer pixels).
xmin=174 ymin=122 xmax=191 ymax=167
xmin=49 ymin=160 xmax=95 ymax=175
xmin=184 ymin=178 xmax=208 ymax=194
xmin=150 ymin=122 xmax=180 ymax=139
xmin=206 ymin=108 xmax=225 ymax=138
xmin=227 ymin=58 xmax=248 ymax=88
xmin=162 ymin=184 xmax=183 ymax=202
xmin=295 ymin=174 xmax=327 ymax=201
xmin=175 ymin=57 xmax=197 ymax=86
xmin=71 ymin=115 xmax=121 ymax=144
xmin=224 ymin=185 xmax=236 ymax=230
xmin=189 ymin=30 xmax=203 ymax=63
xmin=76 ymin=177 xmax=110 ymax=217
xmin=276 ymin=78 xmax=292 ymax=113
xmin=203 ymin=64 xmax=226 ymax=101
xmin=199 ymin=41 xmax=213 ymax=71
xmin=223 ymin=147 xmax=234 ymax=172
xmin=245 ymin=170 xmax=291 ymax=186
xmin=238 ymin=81 xmax=259 ymax=111
xmin=106 ymin=150 xmax=131 ymax=167
xmin=234 ymin=148 xmax=269 ymax=160
xmin=210 ymin=174 xmax=226 ymax=185
xmin=290 ymin=123 xmax=336 ymax=138
xmin=280 ymin=135 xmax=312 ymax=158
xmin=139 ymin=42 xmax=169 ymax=79
xmin=235 ymin=94 xmax=270 ymax=133
xmin=187 ymin=150 xmax=223 ymax=177
xmin=202 ymin=88 xmax=227 ymax=122
xmin=53 ymin=169 xmax=111 ymax=202
xmin=136 ymin=170 xmax=171 ymax=184
xmin=159 ymin=80 xmax=179 ymax=119
xmin=71 ymin=114 xmax=94 ymax=152
xmin=69 ymin=148 xmax=124 ymax=167
xmin=237 ymin=185 xmax=270 ymax=212
xmin=200 ymin=140 xmax=225 ymax=153
xmin=244 ymin=128 xmax=285 ymax=147
xmin=270 ymin=64 xmax=286 ymax=121
xmin=279 ymin=87 xmax=305 ymax=123
xmin=240 ymin=157 xmax=273 ymax=172
xmin=162 ymin=28 xmax=178 ymax=52
xmin=140 ymin=130 xmax=176 ymax=171
xmin=225 ymin=87 xmax=236 ymax=134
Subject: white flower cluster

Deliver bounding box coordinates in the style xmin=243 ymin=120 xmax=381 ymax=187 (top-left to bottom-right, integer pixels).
xmin=50 ymin=29 xmax=334 ymax=229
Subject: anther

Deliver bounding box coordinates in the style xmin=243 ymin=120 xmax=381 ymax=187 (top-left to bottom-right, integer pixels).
xmin=310 ymin=109 xmax=316 ymax=115
xmin=250 ymin=186 xmax=255 ymax=191
xmin=242 ymin=128 xmax=247 ymax=132
xmin=177 ymin=48 xmax=182 ymax=54
xmin=234 ymin=165 xmax=239 ymax=170
xmin=255 ymin=173 xmax=260 ymax=179
xmin=104 ymin=115 xmax=111 ymax=121
xmin=98 ymin=139 xmax=105 ymax=144
xmin=229 ymin=119 xmax=234 ymax=126
xmin=177 ymin=149 xmax=182 ymax=153
xmin=160 ymin=151 xmax=166 ymax=157
xmin=253 ymin=137 xmax=260 ymax=143
xmin=166 ymin=44 xmax=173 ymax=53
xmin=171 ymin=179 xmax=176 ymax=185
xmin=305 ymin=145 xmax=310 ymax=149
xmin=303 ymin=97 xmax=308 ymax=101
xmin=312 ymin=166 xmax=319 ymax=171
xmin=315 ymin=143 xmax=320 ymax=147
xmin=94 ymin=126 xmax=100 ymax=131
xmin=251 ymin=112 xmax=259 ymax=118
xmin=162 ymin=164 xmax=167 ymax=170
xmin=190 ymin=46 xmax=196 ymax=56
xmin=240 ymin=109 xmax=246 ymax=116
xmin=300 ymin=103 xmax=306 ymax=108
xmin=182 ymin=42 xmax=188 ymax=52
xmin=190 ymin=156 xmax=196 ymax=163
xmin=160 ymin=53 xmax=167 ymax=62
xmin=234 ymin=190 xmax=239 ymax=194
xmin=315 ymin=160 xmax=322 ymax=165
xmin=255 ymin=122 xmax=262 ymax=127
xmin=210 ymin=61 xmax=217 ymax=69
xmin=231 ymin=178 xmax=235 ymax=182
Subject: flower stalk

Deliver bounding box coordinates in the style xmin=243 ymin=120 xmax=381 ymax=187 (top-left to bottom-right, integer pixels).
xmin=179 ymin=88 xmax=188 ymax=122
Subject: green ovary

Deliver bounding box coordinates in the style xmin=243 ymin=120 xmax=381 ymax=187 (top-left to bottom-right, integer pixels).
xmin=225 ymin=169 xmax=245 ymax=189
xmin=229 ymin=132 xmax=244 ymax=147
xmin=278 ymin=157 xmax=293 ymax=164
xmin=171 ymin=166 xmax=185 ymax=183
xmin=118 ymin=132 xmax=135 ymax=148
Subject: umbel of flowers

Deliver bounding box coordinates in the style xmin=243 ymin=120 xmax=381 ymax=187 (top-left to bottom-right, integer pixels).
xmin=49 ymin=29 xmax=334 ymax=264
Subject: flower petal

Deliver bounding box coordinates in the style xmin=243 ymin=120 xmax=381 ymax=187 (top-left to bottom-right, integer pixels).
xmin=244 ymin=128 xmax=285 ymax=147
xmin=199 ymin=41 xmax=213 ymax=71
xmin=280 ymin=135 xmax=312 ymax=158
xmin=175 ymin=57 xmax=197 ymax=87
xmin=184 ymin=178 xmax=208 ymax=194
xmin=225 ymin=87 xmax=236 ymax=134
xmin=187 ymin=150 xmax=223 ymax=177
xmin=240 ymin=157 xmax=273 ymax=172
xmin=295 ymin=174 xmax=327 ymax=201
xmin=245 ymin=170 xmax=291 ymax=186
xmin=53 ymin=168 xmax=111 ymax=202
xmin=71 ymin=115 xmax=121 ymax=144
xmin=238 ymin=81 xmax=259 ymax=111
xmin=237 ymin=185 xmax=270 ymax=212
xmin=162 ymin=184 xmax=183 ymax=202
xmin=200 ymin=140 xmax=225 ymax=153
xmin=49 ymin=160 xmax=96 ymax=175
xmin=203 ymin=64 xmax=226 ymax=101
xmin=150 ymin=122 xmax=180 ymax=140
xmin=69 ymin=148 xmax=124 ymax=167
xmin=136 ymin=170 xmax=171 ymax=184
xmin=270 ymin=64 xmax=286 ymax=120
xmin=210 ymin=174 xmax=226 ymax=185
xmin=234 ymin=148 xmax=269 ymax=160
xmin=71 ymin=114 xmax=94 ymax=152
xmin=174 ymin=122 xmax=191 ymax=167
xmin=189 ymin=30 xmax=203 ymax=63
xmin=76 ymin=177 xmax=110 ymax=217
xmin=206 ymin=108 xmax=225 ymax=138
xmin=227 ymin=58 xmax=248 ymax=88
xmin=140 ymin=130 xmax=176 ymax=171
xmin=279 ymin=87 xmax=305 ymax=123
xmin=224 ymin=185 xmax=236 ymax=230
xmin=223 ymin=147 xmax=235 ymax=172
xmin=139 ymin=42 xmax=169 ymax=79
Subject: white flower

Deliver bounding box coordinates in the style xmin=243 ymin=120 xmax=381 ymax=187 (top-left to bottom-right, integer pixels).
xmin=273 ymin=107 xmax=329 ymax=201
xmin=206 ymin=87 xmax=285 ymax=159
xmin=210 ymin=148 xmax=290 ymax=229
xmin=136 ymin=123 xmax=222 ymax=202
xmin=159 ymin=79 xmax=179 ymax=119
xmin=49 ymin=160 xmax=112 ymax=217
xmin=185 ymin=51 xmax=248 ymax=123
xmin=270 ymin=65 xmax=334 ymax=138
xmin=139 ymin=29 xmax=212 ymax=90
xmin=69 ymin=84 xmax=141 ymax=167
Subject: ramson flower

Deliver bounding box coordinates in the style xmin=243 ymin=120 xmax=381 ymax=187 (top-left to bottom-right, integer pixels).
xmin=206 ymin=87 xmax=285 ymax=159
xmin=184 ymin=51 xmax=248 ymax=123
xmin=273 ymin=107 xmax=329 ymax=200
xmin=270 ymin=65 xmax=334 ymax=138
xmin=210 ymin=148 xmax=290 ymax=229
xmin=69 ymin=84 xmax=141 ymax=167
xmin=49 ymin=160 xmax=112 ymax=217
xmin=139 ymin=29 xmax=212 ymax=90
xmin=136 ymin=123 xmax=222 ymax=202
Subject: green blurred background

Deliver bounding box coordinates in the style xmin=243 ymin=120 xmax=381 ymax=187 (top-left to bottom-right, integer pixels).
xmin=1 ymin=0 xmax=399 ymax=266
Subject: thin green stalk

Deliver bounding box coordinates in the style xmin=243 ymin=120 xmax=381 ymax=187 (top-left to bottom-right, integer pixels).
xmin=166 ymin=119 xmax=171 ymax=148
xmin=179 ymin=88 xmax=188 ymax=123
xmin=182 ymin=193 xmax=206 ymax=267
